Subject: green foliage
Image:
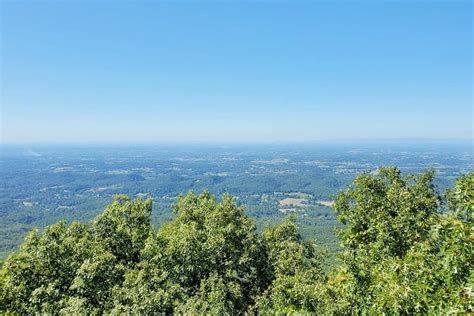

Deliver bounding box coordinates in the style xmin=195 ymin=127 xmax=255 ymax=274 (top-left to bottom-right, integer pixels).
xmin=0 ymin=192 xmax=274 ymax=314
xmin=331 ymin=168 xmax=473 ymax=314
xmin=0 ymin=169 xmax=472 ymax=314
xmin=366 ymin=215 xmax=472 ymax=314
xmin=446 ymin=171 xmax=474 ymax=221
xmin=256 ymin=217 xmax=327 ymax=314
xmin=0 ymin=196 xmax=152 ymax=314
xmin=113 ymin=192 xmax=269 ymax=314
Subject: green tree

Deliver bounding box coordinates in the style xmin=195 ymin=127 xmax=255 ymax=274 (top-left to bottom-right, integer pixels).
xmin=0 ymin=222 xmax=92 ymax=314
xmin=92 ymin=195 xmax=152 ymax=265
xmin=256 ymin=216 xmax=326 ymax=314
xmin=1 ymin=170 xmax=471 ymax=314
xmin=0 ymin=196 xmax=152 ymax=314
xmin=332 ymin=168 xmax=473 ymax=314
xmin=113 ymin=192 xmax=269 ymax=314
xmin=446 ymin=171 xmax=474 ymax=221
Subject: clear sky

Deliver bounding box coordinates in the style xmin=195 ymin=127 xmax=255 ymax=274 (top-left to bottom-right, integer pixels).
xmin=1 ymin=1 xmax=472 ymax=143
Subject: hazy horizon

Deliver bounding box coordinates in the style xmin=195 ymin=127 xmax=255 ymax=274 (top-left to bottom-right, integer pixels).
xmin=1 ymin=137 xmax=473 ymax=146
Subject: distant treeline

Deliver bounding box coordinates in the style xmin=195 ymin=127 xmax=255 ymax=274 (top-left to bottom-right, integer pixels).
xmin=1 ymin=167 xmax=472 ymax=314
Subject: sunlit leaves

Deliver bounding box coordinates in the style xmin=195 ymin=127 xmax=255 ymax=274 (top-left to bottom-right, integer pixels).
xmin=1 ymin=170 xmax=472 ymax=314
xmin=332 ymin=168 xmax=473 ymax=314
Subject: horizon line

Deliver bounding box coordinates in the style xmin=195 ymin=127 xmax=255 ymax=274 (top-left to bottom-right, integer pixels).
xmin=1 ymin=138 xmax=472 ymax=146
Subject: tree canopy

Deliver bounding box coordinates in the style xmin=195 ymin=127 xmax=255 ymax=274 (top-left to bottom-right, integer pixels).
xmin=1 ymin=168 xmax=472 ymax=314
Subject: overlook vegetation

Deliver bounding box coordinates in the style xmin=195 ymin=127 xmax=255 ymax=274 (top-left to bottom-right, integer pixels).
xmin=0 ymin=168 xmax=472 ymax=314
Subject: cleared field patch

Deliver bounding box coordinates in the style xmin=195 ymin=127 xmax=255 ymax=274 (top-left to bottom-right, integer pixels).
xmin=279 ymin=197 xmax=308 ymax=207
xmin=317 ymin=200 xmax=335 ymax=207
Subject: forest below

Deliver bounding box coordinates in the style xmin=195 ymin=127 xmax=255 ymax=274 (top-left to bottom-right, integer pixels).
xmin=0 ymin=167 xmax=472 ymax=314
xmin=1 ymin=143 xmax=470 ymax=261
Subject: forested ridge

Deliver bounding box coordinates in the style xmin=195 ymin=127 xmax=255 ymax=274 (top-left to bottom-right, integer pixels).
xmin=1 ymin=167 xmax=472 ymax=314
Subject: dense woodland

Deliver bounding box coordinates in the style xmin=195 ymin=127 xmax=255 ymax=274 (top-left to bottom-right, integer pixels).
xmin=1 ymin=167 xmax=472 ymax=314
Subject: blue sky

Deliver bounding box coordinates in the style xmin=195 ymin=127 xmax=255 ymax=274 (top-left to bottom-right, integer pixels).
xmin=1 ymin=1 xmax=472 ymax=143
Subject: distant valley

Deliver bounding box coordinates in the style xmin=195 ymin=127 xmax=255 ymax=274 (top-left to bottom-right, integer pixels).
xmin=0 ymin=142 xmax=472 ymax=259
